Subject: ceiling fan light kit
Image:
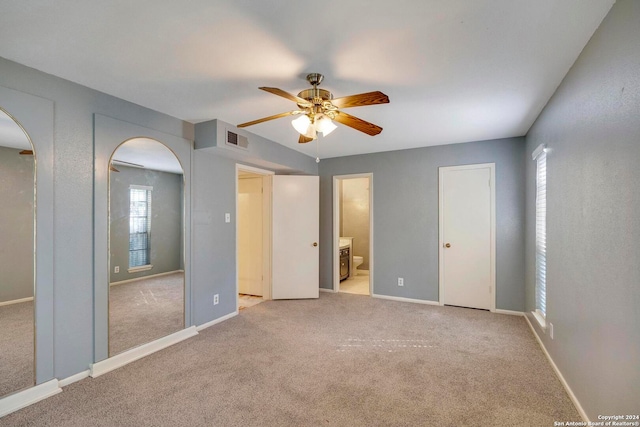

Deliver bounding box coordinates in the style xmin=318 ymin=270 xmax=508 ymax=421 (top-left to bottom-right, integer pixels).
xmin=238 ymin=73 xmax=389 ymax=144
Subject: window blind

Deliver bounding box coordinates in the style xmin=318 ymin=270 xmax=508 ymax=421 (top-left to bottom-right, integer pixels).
xmin=129 ymin=186 xmax=152 ymax=268
xmin=534 ymin=149 xmax=547 ymax=317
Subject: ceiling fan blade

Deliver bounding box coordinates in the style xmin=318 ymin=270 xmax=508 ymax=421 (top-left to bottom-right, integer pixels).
xmin=19 ymin=149 xmax=33 ymax=155
xmin=259 ymin=87 xmax=312 ymax=108
xmin=237 ymin=111 xmax=297 ymax=128
xmin=333 ymin=112 xmax=383 ymax=136
xmin=298 ymin=134 xmax=315 ymax=144
xmin=331 ymin=91 xmax=389 ymax=109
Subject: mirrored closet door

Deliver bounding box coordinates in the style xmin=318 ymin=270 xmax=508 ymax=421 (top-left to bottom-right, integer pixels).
xmin=108 ymin=138 xmax=185 ymax=355
xmin=0 ymin=108 xmax=35 ymax=397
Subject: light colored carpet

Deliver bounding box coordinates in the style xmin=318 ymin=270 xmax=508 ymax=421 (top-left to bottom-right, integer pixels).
xmin=0 ymin=301 xmax=34 ymax=398
xmin=4 ymin=293 xmax=580 ymax=426
xmin=339 ymin=271 xmax=370 ymax=295
xmin=109 ymin=272 xmax=184 ymax=355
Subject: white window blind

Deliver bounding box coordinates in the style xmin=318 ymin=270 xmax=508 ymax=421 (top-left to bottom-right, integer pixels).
xmin=129 ymin=186 xmax=152 ymax=268
xmin=534 ymin=147 xmax=547 ymax=318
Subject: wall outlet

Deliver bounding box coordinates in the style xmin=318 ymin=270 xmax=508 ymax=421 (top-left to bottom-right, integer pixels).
xmin=549 ymin=323 xmax=554 ymax=339
xmin=114 ymin=266 xmax=119 ymax=273
xmin=213 ymin=294 xmax=219 ymax=305
xmin=398 ymin=277 xmax=404 ymax=286
xmin=225 ymin=213 xmax=231 ymax=223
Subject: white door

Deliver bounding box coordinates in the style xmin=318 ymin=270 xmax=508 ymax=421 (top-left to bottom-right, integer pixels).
xmin=439 ymin=164 xmax=495 ymax=310
xmin=272 ymin=175 xmax=319 ymax=299
xmin=238 ymin=177 xmax=263 ymax=296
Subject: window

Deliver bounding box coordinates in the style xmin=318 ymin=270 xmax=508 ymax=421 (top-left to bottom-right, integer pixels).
xmin=533 ymin=145 xmax=547 ymax=326
xmin=129 ymin=185 xmax=152 ymax=269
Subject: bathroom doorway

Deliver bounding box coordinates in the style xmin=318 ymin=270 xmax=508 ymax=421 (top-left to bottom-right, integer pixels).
xmin=333 ymin=174 xmax=373 ymax=295
xmin=236 ymin=165 xmax=273 ymax=311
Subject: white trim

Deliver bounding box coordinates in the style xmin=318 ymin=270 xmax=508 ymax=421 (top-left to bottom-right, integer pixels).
xmin=129 ymin=184 xmax=153 ymax=191
xmin=319 ymin=287 xmax=335 ymax=293
xmin=0 ymin=379 xmax=61 ymax=418
xmin=495 ymin=309 xmax=524 ymax=316
xmin=524 ymin=315 xmax=589 ymax=422
xmin=196 ymin=310 xmax=238 ymax=332
xmin=127 ymin=264 xmax=153 ymax=274
xmin=0 ymin=296 xmax=33 ymax=307
xmin=372 ymin=294 xmax=440 ymax=306
xmin=89 ymin=326 xmax=198 ymax=378
xmin=532 ymin=310 xmax=547 ymax=329
xmin=438 ymin=163 xmax=496 ymax=312
xmin=58 ymin=370 xmax=90 ymax=387
xmin=332 ymin=173 xmax=374 ymax=295
xmin=532 ymin=143 xmax=547 ymax=160
xmin=109 ymin=269 xmax=184 ymax=286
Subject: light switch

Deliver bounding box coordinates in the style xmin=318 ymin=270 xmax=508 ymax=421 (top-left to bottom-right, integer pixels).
xmin=225 ymin=213 xmax=231 ymax=223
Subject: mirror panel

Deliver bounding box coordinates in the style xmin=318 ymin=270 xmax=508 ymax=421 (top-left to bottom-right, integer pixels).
xmin=0 ymin=108 xmax=35 ymax=397
xmin=108 ymin=138 xmax=185 ymax=355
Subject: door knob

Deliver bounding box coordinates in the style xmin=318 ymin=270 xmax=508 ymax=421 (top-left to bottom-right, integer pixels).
xmin=445 ymin=243 xmax=451 ymax=248
xmin=313 ymin=242 xmax=318 ymax=247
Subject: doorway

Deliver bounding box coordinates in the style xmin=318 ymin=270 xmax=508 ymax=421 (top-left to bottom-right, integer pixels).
xmin=438 ymin=163 xmax=496 ymax=311
xmin=333 ymin=174 xmax=373 ymax=295
xmin=236 ymin=165 xmax=273 ymax=311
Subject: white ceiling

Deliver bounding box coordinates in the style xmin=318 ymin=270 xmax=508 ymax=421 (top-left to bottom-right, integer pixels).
xmin=0 ymin=1 xmax=614 ymax=159
xmin=113 ymin=138 xmax=183 ymax=174
xmin=0 ymin=109 xmax=31 ymax=150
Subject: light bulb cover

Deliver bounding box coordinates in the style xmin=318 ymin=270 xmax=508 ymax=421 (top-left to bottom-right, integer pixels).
xmin=304 ymin=123 xmax=317 ymax=139
xmin=316 ymin=115 xmax=337 ymax=136
xmin=292 ymin=115 xmax=311 ymax=134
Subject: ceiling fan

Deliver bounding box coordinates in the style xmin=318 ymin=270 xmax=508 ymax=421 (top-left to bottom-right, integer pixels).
xmin=237 ymin=73 xmax=389 ymax=144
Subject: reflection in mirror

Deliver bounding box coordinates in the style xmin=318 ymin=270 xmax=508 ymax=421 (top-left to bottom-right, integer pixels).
xmin=0 ymin=108 xmax=35 ymax=397
xmin=109 ymin=138 xmax=185 ymax=356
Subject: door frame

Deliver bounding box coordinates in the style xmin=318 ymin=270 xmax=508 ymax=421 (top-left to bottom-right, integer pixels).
xmin=235 ymin=164 xmax=273 ymax=307
xmin=438 ymin=163 xmax=496 ymax=312
xmin=332 ymin=173 xmax=374 ymax=294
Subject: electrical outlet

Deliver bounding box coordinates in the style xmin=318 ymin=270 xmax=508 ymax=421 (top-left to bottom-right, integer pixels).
xmin=213 ymin=294 xmax=219 ymax=305
xmin=114 ymin=266 xmax=119 ymax=273
xmin=398 ymin=277 xmax=404 ymax=286
xmin=549 ymin=323 xmax=554 ymax=340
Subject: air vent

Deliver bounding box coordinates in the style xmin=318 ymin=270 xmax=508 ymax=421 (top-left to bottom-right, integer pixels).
xmin=226 ymin=130 xmax=249 ymax=150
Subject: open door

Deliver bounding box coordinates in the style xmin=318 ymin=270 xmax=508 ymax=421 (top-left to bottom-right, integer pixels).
xmin=272 ymin=175 xmax=319 ymax=299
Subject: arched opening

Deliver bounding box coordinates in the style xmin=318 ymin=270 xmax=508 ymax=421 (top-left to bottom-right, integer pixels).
xmin=108 ymin=138 xmax=185 ymax=355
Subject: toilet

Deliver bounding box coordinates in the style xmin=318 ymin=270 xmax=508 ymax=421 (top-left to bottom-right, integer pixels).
xmin=352 ymin=256 xmax=363 ymax=275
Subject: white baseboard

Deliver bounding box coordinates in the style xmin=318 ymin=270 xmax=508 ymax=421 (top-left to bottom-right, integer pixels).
xmin=109 ymin=269 xmax=185 ymax=286
xmin=89 ymin=326 xmax=198 ymax=378
xmin=524 ymin=315 xmax=589 ymax=423
xmin=0 ymin=379 xmax=61 ymax=418
xmin=0 ymin=297 xmax=34 ymax=307
xmin=58 ymin=370 xmax=90 ymax=387
xmin=495 ymin=309 xmax=524 ymax=316
xmin=196 ymin=311 xmax=238 ymax=332
xmin=372 ymin=294 xmax=440 ymax=306
xmin=319 ymin=288 xmax=335 ymax=293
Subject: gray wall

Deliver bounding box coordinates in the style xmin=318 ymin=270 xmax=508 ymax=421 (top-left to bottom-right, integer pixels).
xmin=0 ymin=146 xmax=34 ymax=301
xmin=319 ymin=137 xmax=526 ymax=311
xmin=109 ymin=165 xmax=183 ymax=283
xmin=0 ymin=55 xmax=314 ymax=379
xmin=524 ymin=0 xmax=640 ymax=418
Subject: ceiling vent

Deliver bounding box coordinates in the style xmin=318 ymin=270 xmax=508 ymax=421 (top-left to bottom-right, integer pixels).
xmin=226 ymin=130 xmax=249 ymax=150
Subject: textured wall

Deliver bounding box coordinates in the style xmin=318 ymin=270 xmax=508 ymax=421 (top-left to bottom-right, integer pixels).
xmin=319 ymin=137 xmax=526 ymax=311
xmin=341 ymin=178 xmax=370 ymax=269
xmin=524 ymin=0 xmax=640 ymax=418
xmin=0 ymin=146 xmax=34 ymax=301
xmin=0 ymin=54 xmax=318 ymax=379
xmin=109 ymin=165 xmax=183 ymax=283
